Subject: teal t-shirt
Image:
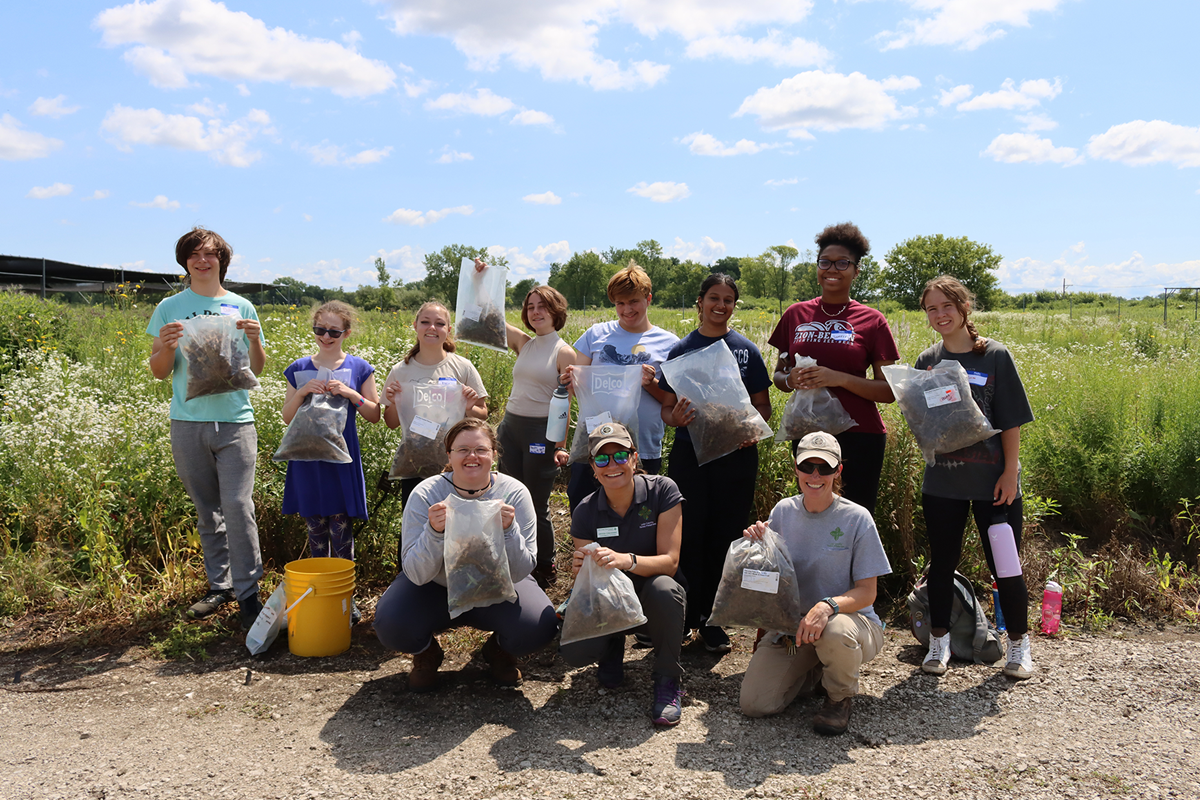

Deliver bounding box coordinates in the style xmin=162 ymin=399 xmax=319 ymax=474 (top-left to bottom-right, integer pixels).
xmin=146 ymin=288 xmax=265 ymax=423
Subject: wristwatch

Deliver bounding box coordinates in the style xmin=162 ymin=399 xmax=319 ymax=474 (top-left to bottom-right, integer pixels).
xmin=820 ymin=596 xmax=840 ymax=615
xmin=624 ymin=553 xmax=638 ymax=573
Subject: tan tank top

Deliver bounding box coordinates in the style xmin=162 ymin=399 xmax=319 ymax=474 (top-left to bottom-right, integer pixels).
xmin=505 ymin=332 xmax=565 ymax=416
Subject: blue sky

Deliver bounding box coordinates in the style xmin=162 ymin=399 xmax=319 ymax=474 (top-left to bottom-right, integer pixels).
xmin=3 ymin=0 xmax=1199 ymax=297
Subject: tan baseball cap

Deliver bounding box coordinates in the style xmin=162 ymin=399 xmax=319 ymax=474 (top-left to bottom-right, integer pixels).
xmin=794 ymin=431 xmax=842 ymax=468
xmin=588 ymin=421 xmax=634 ymax=457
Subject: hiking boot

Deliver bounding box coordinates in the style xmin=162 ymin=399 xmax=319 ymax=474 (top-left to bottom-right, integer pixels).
xmin=531 ymin=561 xmax=558 ymax=590
xmin=650 ymin=674 xmax=685 ymax=727
xmin=699 ymin=625 xmax=732 ymax=654
xmin=813 ymin=696 xmax=852 ymax=736
xmin=632 ymin=632 xmax=653 ymax=649
xmin=1002 ymin=633 xmax=1034 ymax=679
xmin=481 ymin=633 xmax=522 ymax=687
xmin=922 ymin=632 xmax=951 ymax=675
xmin=597 ymin=636 xmax=625 ymax=689
xmin=409 ymin=638 xmax=444 ymax=693
xmin=238 ymin=593 xmax=263 ymax=631
xmin=186 ymin=588 xmax=235 ymax=620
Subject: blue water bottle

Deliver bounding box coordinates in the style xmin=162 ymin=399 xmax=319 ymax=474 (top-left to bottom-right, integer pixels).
xmin=991 ymin=577 xmax=1006 ymax=632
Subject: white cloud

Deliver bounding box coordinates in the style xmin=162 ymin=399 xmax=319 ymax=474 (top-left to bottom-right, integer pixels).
xmin=511 ymin=109 xmax=555 ymax=127
xmin=685 ymin=31 xmax=829 ymax=67
xmin=1017 ymin=112 xmax=1057 ymax=132
xmin=681 ymin=131 xmax=778 ymax=157
xmin=305 ymin=142 xmax=393 ymax=166
xmin=403 ymin=77 xmax=435 ymax=98
xmin=95 ymin=0 xmax=396 ymax=96
xmin=482 ymin=240 xmax=570 ymax=279
xmin=937 ymin=84 xmax=972 ymax=106
xmin=628 ymin=181 xmax=690 ymax=202
xmin=735 ymin=71 xmax=920 ymax=137
xmin=369 ymin=246 xmax=427 ymax=283
xmin=258 ymin=257 xmax=272 ymax=262
xmin=665 ymin=236 xmax=726 ymax=264
xmin=436 ymin=147 xmax=474 ymax=164
xmin=957 ymin=78 xmax=1061 ymax=111
xmin=101 ymin=104 xmax=272 ymax=167
xmin=998 ymin=247 xmax=1200 ymax=295
xmin=878 ymin=0 xmax=1068 ymax=51
xmin=85 ymin=189 xmax=111 ymax=200
xmin=27 ymin=183 xmax=74 ymax=199
xmin=1086 ymin=120 xmax=1200 ymax=168
xmin=534 ymin=240 xmax=571 ymax=263
xmin=29 ymin=95 xmax=81 ymax=118
xmin=0 ymin=114 xmax=63 ymax=160
xmin=983 ymin=133 xmax=1080 ymax=165
xmin=523 ymin=191 xmax=562 ymax=205
xmin=236 ymin=83 xmax=250 ymax=96
xmin=383 ymin=205 xmax=474 ymax=226
xmin=186 ymin=98 xmax=227 ymax=117
xmin=765 ymin=177 xmax=798 ymax=186
xmin=131 ymin=194 xmax=181 ymax=210
xmin=425 ymin=88 xmax=516 ymax=116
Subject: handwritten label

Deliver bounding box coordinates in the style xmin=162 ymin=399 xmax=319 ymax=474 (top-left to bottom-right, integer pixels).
xmin=741 ymin=569 xmax=780 ymax=594
xmin=596 ymin=526 xmax=620 ymax=539
xmin=437 ymin=376 xmax=458 ymax=385
xmin=585 ymin=411 xmax=612 ymax=433
xmin=460 ymin=303 xmax=482 ymax=322
xmin=409 ymin=415 xmax=441 ymax=440
xmin=529 ymin=443 xmax=546 ymax=455
xmin=924 ymin=385 xmax=961 ymax=408
xmin=966 ymin=370 xmax=988 ymax=387
xmin=219 ymin=303 xmax=241 ymax=318
xmin=830 ymin=331 xmax=854 ymax=343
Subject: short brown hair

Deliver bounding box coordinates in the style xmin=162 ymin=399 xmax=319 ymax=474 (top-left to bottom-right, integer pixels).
xmin=521 ymin=285 xmax=569 ymax=331
xmin=312 ymin=300 xmax=356 ymax=330
xmin=175 ymin=227 xmax=233 ymax=284
xmin=443 ymin=418 xmax=501 ymax=466
xmin=606 ymin=260 xmax=653 ymax=303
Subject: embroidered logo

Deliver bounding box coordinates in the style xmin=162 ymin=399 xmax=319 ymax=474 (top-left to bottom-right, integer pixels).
xmin=829 ymin=527 xmax=845 ymax=543
xmin=638 ymin=506 xmax=652 ymax=520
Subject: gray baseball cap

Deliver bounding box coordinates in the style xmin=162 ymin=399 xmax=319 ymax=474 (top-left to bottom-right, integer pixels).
xmin=794 ymin=431 xmax=842 ymax=468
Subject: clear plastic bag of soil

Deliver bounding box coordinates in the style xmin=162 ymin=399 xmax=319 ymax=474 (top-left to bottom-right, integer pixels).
xmin=568 ymin=365 xmax=643 ymax=463
xmin=560 ymin=542 xmax=648 ymax=645
xmin=179 ymin=314 xmax=261 ymax=400
xmin=443 ymin=495 xmax=517 ymax=619
xmin=272 ymin=368 xmax=352 ymax=464
xmin=455 ymin=257 xmax=508 ymax=352
xmin=882 ymin=360 xmax=999 ymax=466
xmin=707 ymin=529 xmax=805 ymax=633
xmin=660 ymin=339 xmax=773 ymax=465
xmin=388 ymin=380 xmax=468 ymax=480
xmin=774 ymin=356 xmax=856 ymax=442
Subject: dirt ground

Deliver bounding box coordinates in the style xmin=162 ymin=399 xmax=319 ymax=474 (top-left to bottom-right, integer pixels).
xmin=2 ymin=620 xmax=1198 ymax=800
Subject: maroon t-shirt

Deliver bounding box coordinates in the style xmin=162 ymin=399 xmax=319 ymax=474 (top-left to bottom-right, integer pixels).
xmin=767 ymin=299 xmax=900 ymax=435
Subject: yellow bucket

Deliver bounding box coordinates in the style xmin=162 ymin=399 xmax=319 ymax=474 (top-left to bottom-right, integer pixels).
xmin=283 ymin=557 xmax=356 ymax=657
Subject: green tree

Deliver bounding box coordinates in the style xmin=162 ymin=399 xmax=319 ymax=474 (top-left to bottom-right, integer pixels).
xmin=603 ymin=239 xmax=674 ymax=292
xmin=549 ymin=251 xmax=606 ymax=308
xmin=738 ymin=255 xmax=769 ymax=297
xmin=509 ymin=277 xmax=537 ymax=308
xmin=421 ymin=245 xmax=508 ymax=308
xmin=879 ymin=234 xmax=1002 ymax=310
xmin=851 ymin=254 xmax=883 ymax=304
xmin=761 ymin=245 xmax=799 ymax=312
xmin=375 ymin=257 xmax=390 ymax=288
xmin=661 ymin=260 xmax=711 ymax=309
xmin=790 ymin=249 xmax=818 ymax=302
xmin=711 ymin=255 xmax=742 ymax=280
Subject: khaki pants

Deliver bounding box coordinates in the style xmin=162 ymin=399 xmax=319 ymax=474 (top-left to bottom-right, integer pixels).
xmin=740 ymin=613 xmax=884 ymax=715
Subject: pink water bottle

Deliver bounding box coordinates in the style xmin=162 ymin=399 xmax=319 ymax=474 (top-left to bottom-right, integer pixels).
xmin=1040 ymin=580 xmax=1063 ymax=635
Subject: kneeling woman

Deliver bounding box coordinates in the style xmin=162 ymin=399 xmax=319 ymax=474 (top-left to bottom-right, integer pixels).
xmin=559 ymin=423 xmax=688 ymax=727
xmin=374 ymin=419 xmax=558 ymax=691
xmin=739 ymin=432 xmax=892 ymax=736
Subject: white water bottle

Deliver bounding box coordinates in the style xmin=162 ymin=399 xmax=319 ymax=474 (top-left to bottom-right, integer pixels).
xmin=546 ymin=382 xmax=570 ymax=443
xmin=986 ymin=514 xmax=1023 ymax=578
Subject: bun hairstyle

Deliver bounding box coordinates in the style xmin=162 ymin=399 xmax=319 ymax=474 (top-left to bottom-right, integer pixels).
xmin=403 ymin=301 xmax=457 ymax=364
xmin=921 ymin=275 xmax=987 ymax=354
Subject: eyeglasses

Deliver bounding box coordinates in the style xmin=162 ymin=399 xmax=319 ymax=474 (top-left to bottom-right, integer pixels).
xmin=796 ymin=460 xmax=838 ymax=476
xmin=817 ymin=259 xmax=857 ymax=271
xmin=592 ymin=450 xmax=631 ymax=468
xmin=313 ymin=326 xmax=346 ymax=338
xmin=451 ymin=447 xmax=493 ymax=458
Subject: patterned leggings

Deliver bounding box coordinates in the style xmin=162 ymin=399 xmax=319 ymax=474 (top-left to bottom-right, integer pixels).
xmin=304 ymin=514 xmax=354 ymax=561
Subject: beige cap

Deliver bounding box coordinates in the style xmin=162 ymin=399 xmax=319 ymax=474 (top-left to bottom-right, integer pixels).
xmin=588 ymin=421 xmax=634 ymax=457
xmin=794 ymin=431 xmax=842 ymax=468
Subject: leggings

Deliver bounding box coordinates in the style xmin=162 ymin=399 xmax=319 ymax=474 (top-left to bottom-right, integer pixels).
xmin=497 ymin=412 xmax=560 ymax=569
xmin=922 ymin=493 xmax=1029 ymax=638
xmin=304 ymin=514 xmax=353 ymax=561
xmin=792 ymin=431 xmax=886 ymax=517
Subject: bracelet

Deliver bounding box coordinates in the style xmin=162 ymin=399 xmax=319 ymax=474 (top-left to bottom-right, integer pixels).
xmin=554 ymin=447 xmax=569 ymax=453
xmin=354 ymin=396 xmax=366 ymax=408
xmin=625 ymin=553 xmax=638 ymax=573
xmin=820 ymin=596 xmax=840 ymax=615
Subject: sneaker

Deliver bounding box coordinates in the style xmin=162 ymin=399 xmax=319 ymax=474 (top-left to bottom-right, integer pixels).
xmin=186 ymin=588 xmax=235 ymax=620
xmin=812 ymin=697 xmax=852 ymax=736
xmin=632 ymin=632 xmax=653 ymax=649
xmin=409 ymin=638 xmax=444 ymax=693
xmin=699 ymin=625 xmax=732 ymax=654
xmin=1002 ymin=633 xmax=1034 ymax=679
xmin=597 ymin=636 xmax=625 ymax=689
xmin=650 ymin=674 xmax=685 ymax=727
xmin=531 ymin=562 xmax=558 ymax=590
xmin=922 ymin=632 xmax=951 ymax=675
xmin=237 ymin=593 xmax=263 ymax=631
xmin=481 ymin=633 xmax=523 ymax=687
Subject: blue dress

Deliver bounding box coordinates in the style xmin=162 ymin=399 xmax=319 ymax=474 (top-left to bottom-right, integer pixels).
xmin=281 ymin=355 xmax=375 ymax=519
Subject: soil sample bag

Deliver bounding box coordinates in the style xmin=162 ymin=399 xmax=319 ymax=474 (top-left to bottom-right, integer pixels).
xmin=443 ymin=495 xmax=517 ymax=619
xmin=272 ymin=369 xmax=352 ymax=464
xmin=568 ymin=365 xmax=643 ymax=463
xmin=455 ymin=257 xmax=508 ymax=352
xmin=660 ymin=339 xmax=773 ymax=465
xmin=774 ymin=357 xmax=856 ymax=442
xmin=388 ymin=380 xmax=468 ymax=480
xmin=560 ymin=543 xmax=648 ymax=645
xmin=707 ymin=529 xmax=804 ymax=633
xmin=883 ymin=361 xmax=999 ymax=466
xmin=179 ymin=314 xmax=261 ymax=400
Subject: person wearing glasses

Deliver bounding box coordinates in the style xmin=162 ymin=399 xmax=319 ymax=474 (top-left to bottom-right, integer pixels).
xmin=768 ymin=222 xmax=899 ymax=516
xmin=559 ymin=422 xmax=688 ymax=727
xmin=279 ymin=301 xmax=382 ymax=624
xmin=739 ymin=432 xmax=892 ymax=737
xmin=374 ymin=418 xmax=558 ymax=691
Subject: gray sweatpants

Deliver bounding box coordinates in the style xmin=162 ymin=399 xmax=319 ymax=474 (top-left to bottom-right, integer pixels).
xmin=170 ymin=420 xmax=263 ymax=602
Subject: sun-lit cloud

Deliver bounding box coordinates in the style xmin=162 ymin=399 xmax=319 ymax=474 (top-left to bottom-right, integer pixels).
xmin=0 ymin=114 xmax=63 ymax=160
xmin=383 ymin=205 xmax=474 ymax=226
xmin=1017 ymin=112 xmax=1058 ymax=132
xmin=736 ymin=71 xmax=920 ymax=138
xmin=878 ymin=0 xmax=1068 ymax=51
xmin=997 ymin=245 xmax=1200 ymax=295
xmin=511 ymin=109 xmax=555 ymax=127
xmin=680 ymin=131 xmax=779 ymax=157
xmin=937 ymin=84 xmax=972 ymax=106
xmin=627 ymin=181 xmax=690 ymax=203
xmin=304 ymin=142 xmax=393 ymax=166
xmin=523 ymin=191 xmax=562 ymax=205
xmin=101 ymin=105 xmax=273 ymax=167
xmin=425 ymin=88 xmax=515 ymax=116
xmin=29 ymin=95 xmax=81 ymax=118
xmin=685 ymin=31 xmax=829 ymax=68
xmin=1086 ymin=120 xmax=1200 ymax=168
xmin=435 ymin=147 xmax=474 ymax=164
xmin=27 ymin=183 xmax=74 ymax=199
xmin=957 ymin=78 xmax=1062 ymax=111
xmin=131 ymin=194 xmax=181 ymax=210
xmin=85 ymin=189 xmax=111 ymax=200
xmin=368 ymin=245 xmax=427 ymax=283
xmin=983 ymin=133 xmax=1081 ymax=165
xmin=483 ymin=240 xmax=571 ymax=278
xmin=665 ymin=236 xmax=726 ymax=264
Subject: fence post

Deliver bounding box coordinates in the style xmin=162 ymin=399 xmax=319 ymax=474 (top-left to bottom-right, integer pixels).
xmin=41 ymin=258 xmax=46 ymax=299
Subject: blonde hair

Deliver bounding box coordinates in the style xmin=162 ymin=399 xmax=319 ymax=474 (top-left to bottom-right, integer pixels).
xmin=312 ymin=300 xmax=356 ymax=330
xmin=921 ymin=275 xmax=987 ymax=354
xmin=403 ymin=301 xmax=457 ymax=364
xmin=606 ymin=260 xmax=653 ymax=303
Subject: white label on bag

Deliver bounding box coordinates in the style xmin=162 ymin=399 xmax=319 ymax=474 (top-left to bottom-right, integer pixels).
xmin=741 ymin=569 xmax=780 ymax=594
xmin=219 ymin=303 xmax=241 ymax=318
xmin=966 ymin=370 xmax=988 ymax=386
xmin=460 ymin=303 xmax=482 ymax=321
xmin=596 ymin=526 xmax=620 ymax=538
xmin=410 ymin=415 xmax=441 ymax=439
xmin=924 ymin=385 xmax=961 ymax=408
xmin=585 ymin=411 xmax=612 ymax=433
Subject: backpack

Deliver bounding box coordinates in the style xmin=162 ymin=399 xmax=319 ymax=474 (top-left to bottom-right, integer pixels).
xmin=907 ymin=570 xmax=1004 ymax=664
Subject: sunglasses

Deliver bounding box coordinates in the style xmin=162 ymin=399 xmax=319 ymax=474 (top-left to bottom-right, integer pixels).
xmin=796 ymin=460 xmax=838 ymax=476
xmin=592 ymin=450 xmax=631 ymax=468
xmin=313 ymin=326 xmax=346 ymax=338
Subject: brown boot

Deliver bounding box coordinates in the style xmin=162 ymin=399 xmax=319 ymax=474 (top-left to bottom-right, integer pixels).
xmin=408 ymin=638 xmax=444 ymax=693
xmin=481 ymin=633 xmax=522 ymax=687
xmin=812 ymin=696 xmax=852 ymax=736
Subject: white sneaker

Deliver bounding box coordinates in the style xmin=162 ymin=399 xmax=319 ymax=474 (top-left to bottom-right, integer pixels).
xmin=1003 ymin=633 xmax=1034 ymax=679
xmin=922 ymin=632 xmax=951 ymax=675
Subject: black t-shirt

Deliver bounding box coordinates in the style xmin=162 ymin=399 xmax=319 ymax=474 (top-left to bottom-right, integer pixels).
xmin=571 ymin=475 xmax=684 ymax=571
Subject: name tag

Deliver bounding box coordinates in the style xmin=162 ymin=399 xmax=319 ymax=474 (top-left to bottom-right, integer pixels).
xmin=219 ymin=303 xmax=241 ymax=318
xmin=460 ymin=303 xmax=482 ymax=321
xmin=437 ymin=377 xmax=458 ymax=385
xmin=924 ymin=385 xmax=961 ymax=408
xmin=741 ymin=569 xmax=780 ymax=594
xmin=830 ymin=331 xmax=854 ymax=343
xmin=596 ymin=526 xmax=620 ymax=539
xmin=966 ymin=370 xmax=988 ymax=386
xmin=529 ymin=443 xmax=546 ymax=455
xmin=409 ymin=415 xmax=441 ymax=439
xmin=585 ymin=411 xmax=612 ymax=433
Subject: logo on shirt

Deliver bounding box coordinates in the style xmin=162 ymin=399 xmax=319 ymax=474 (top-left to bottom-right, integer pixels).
xmin=600 ymin=344 xmax=652 ymax=366
xmin=829 ymin=527 xmax=845 ymax=543
xmin=794 ymin=320 xmax=856 ymax=346
xmin=638 ymin=506 xmax=652 ymax=520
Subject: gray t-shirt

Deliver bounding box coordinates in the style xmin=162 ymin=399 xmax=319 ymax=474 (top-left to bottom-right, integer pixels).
xmin=766 ymin=494 xmax=892 ymax=630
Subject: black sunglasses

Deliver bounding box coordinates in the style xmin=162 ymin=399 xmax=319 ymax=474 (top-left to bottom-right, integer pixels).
xmin=796 ymin=460 xmax=838 ymax=476
xmin=313 ymin=326 xmax=346 ymax=338
xmin=592 ymin=450 xmax=631 ymax=468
